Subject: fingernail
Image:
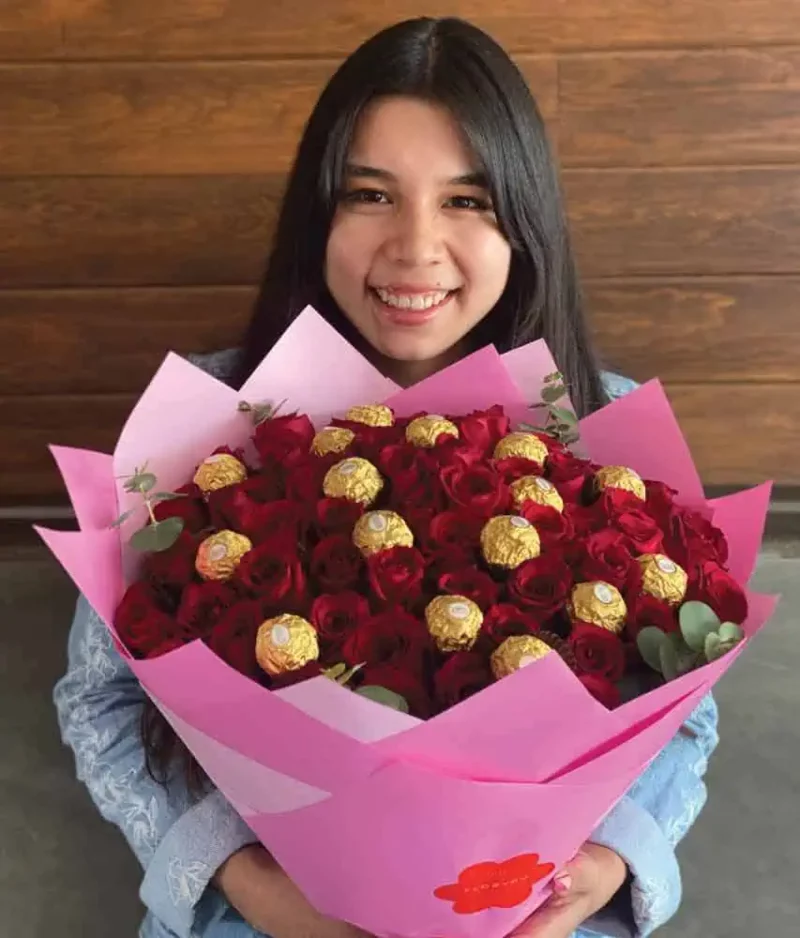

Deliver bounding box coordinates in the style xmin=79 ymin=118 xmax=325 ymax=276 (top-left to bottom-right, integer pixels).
xmin=553 ymin=872 xmax=572 ymax=894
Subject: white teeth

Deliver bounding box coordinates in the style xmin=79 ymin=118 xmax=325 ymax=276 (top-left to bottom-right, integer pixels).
xmin=375 ymin=288 xmax=450 ymax=310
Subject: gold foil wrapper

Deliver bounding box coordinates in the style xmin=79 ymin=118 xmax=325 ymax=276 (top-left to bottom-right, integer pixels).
xmin=405 ymin=414 xmax=460 ymax=448
xmin=638 ymin=553 xmax=688 ymax=606
xmin=480 ymin=515 xmax=541 ymax=569
xmin=256 ymin=614 xmax=320 ymax=675
xmin=595 ymin=465 xmax=646 ymax=501
xmin=311 ymin=426 xmax=355 ymax=457
xmin=322 ymin=457 xmax=383 ymax=506
xmin=352 ymin=510 xmax=414 ymax=556
xmin=568 ymin=581 xmax=627 ymax=634
xmin=491 ymin=635 xmax=553 ymax=679
xmin=425 ymin=595 xmax=483 ymax=652
xmin=345 ymin=404 xmax=394 ymax=427
xmin=493 ymin=432 xmax=549 ymax=467
xmin=510 ymin=475 xmax=564 ymax=513
xmin=195 ymin=530 xmax=252 ymax=581
xmin=193 ymin=453 xmax=248 ymax=493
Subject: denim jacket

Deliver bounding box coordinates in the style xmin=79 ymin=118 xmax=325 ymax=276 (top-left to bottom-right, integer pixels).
xmin=53 ymin=353 xmax=719 ymax=938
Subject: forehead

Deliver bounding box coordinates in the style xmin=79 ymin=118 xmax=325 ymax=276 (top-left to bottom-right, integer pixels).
xmin=348 ymin=96 xmax=480 ymax=181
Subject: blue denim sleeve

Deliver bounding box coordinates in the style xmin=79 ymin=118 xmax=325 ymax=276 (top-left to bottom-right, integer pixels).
xmin=54 ymin=593 xmax=259 ymax=937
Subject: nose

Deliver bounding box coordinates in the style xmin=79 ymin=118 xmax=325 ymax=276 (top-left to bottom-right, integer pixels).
xmin=384 ymin=203 xmax=444 ymax=268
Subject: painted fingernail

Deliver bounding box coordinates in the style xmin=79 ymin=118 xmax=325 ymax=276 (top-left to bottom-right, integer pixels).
xmin=553 ymin=872 xmax=572 ymax=894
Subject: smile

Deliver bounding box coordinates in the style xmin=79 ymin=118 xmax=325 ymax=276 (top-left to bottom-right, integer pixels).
xmin=371 ymin=287 xmax=455 ymax=311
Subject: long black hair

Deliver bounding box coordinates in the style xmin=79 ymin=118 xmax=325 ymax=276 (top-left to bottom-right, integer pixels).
xmin=236 ymin=16 xmax=606 ymax=417
xmin=145 ymin=16 xmax=606 ymax=792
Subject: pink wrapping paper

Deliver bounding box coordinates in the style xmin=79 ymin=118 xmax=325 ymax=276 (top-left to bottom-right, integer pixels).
xmin=37 ymin=305 xmax=778 ymax=938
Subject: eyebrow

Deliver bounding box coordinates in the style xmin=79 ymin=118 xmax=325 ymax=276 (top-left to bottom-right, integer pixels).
xmin=345 ymin=163 xmax=489 ymax=188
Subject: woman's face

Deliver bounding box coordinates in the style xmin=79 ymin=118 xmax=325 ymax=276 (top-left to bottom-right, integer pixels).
xmin=325 ymin=96 xmax=512 ymax=381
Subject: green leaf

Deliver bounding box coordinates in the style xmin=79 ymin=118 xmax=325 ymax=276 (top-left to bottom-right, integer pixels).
xmin=659 ymin=639 xmax=680 ymax=681
xmin=336 ymin=662 xmax=365 ymax=686
xmin=718 ymin=622 xmax=745 ymax=644
xmin=679 ymin=601 xmax=721 ymax=652
xmin=704 ymin=632 xmax=723 ymax=662
xmin=549 ymin=405 xmax=578 ymax=426
xmin=544 ymin=371 xmax=563 ymax=384
xmin=322 ymin=663 xmax=347 ymax=681
xmin=637 ymin=627 xmax=668 ymax=673
xmin=541 ymin=384 xmax=567 ymax=404
xmin=150 ymin=491 xmax=188 ymax=505
xmin=110 ymin=508 xmax=137 ymax=529
xmin=355 ymin=685 xmax=410 ymax=713
xmin=130 ymin=516 xmax=184 ymax=553
xmin=125 ymin=471 xmax=157 ymax=494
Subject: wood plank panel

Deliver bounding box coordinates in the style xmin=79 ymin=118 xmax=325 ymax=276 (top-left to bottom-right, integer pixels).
xmin=0 ymin=287 xmax=254 ymax=395
xmin=0 ymin=176 xmax=281 ymax=287
xmin=5 ymin=385 xmax=797 ymax=501
xmin=586 ymin=277 xmax=800 ymax=383
xmin=7 ymin=1 xmax=800 ymax=60
xmin=0 ymin=1 xmax=62 ymax=60
xmin=564 ymin=168 xmax=800 ymax=277
xmin=0 ymin=58 xmax=556 ymax=175
xmin=560 ymin=48 xmax=800 ymax=167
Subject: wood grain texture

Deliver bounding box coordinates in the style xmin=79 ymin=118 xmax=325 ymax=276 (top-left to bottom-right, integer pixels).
xmin=564 ymin=168 xmax=800 ymax=277
xmin=0 ymin=286 xmax=254 ymax=395
xmin=586 ymin=277 xmax=800 ymax=383
xmin=560 ymin=48 xmax=800 ymax=167
xmin=6 ymin=1 xmax=800 ymax=60
xmin=0 ymin=57 xmax=556 ymax=175
xmin=6 ymin=384 xmax=796 ymax=499
xmin=0 ymin=176 xmax=281 ymax=287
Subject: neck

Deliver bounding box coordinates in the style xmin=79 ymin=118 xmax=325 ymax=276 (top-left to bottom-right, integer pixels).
xmin=370 ymin=342 xmax=469 ymax=389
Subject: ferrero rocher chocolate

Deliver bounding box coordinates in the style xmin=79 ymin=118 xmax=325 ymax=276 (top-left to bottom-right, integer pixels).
xmin=480 ymin=515 xmax=541 ymax=569
xmin=638 ymin=553 xmax=688 ymax=606
xmin=345 ymin=404 xmax=394 ymax=427
xmin=568 ymin=581 xmax=627 ymax=634
xmin=322 ymin=457 xmax=383 ymax=506
xmin=405 ymin=414 xmax=460 ymax=448
xmin=353 ymin=510 xmax=414 ymax=556
xmin=256 ymin=614 xmax=319 ymax=675
xmin=595 ymin=465 xmax=646 ymax=501
xmin=491 ymin=635 xmax=553 ymax=679
xmin=311 ymin=426 xmax=355 ymax=457
xmin=193 ymin=453 xmax=248 ymax=493
xmin=195 ymin=530 xmax=252 ymax=581
xmin=425 ymin=595 xmax=483 ymax=652
xmin=493 ymin=432 xmax=549 ymax=467
xmin=510 ymin=475 xmax=564 ymax=513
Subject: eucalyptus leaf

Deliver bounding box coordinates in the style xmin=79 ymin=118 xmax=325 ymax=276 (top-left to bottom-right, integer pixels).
xmin=336 ymin=662 xmax=365 ymax=686
xmin=679 ymin=601 xmax=721 ymax=652
xmin=718 ymin=622 xmax=744 ymax=644
xmin=130 ymin=471 xmax=157 ymax=494
xmin=355 ymin=685 xmax=410 ymax=713
xmin=549 ymin=405 xmax=578 ymax=426
xmin=541 ymin=384 xmax=567 ymax=404
xmin=322 ymin=663 xmax=347 ymax=681
xmin=637 ymin=627 xmax=668 ymax=673
xmin=151 ymin=491 xmax=188 ymax=505
xmin=659 ymin=639 xmax=680 ymax=681
xmin=704 ymin=632 xmax=723 ymax=662
xmin=130 ymin=517 xmax=184 ymax=553
xmin=110 ymin=508 xmax=137 ymax=529
xmin=544 ymin=371 xmax=563 ymax=384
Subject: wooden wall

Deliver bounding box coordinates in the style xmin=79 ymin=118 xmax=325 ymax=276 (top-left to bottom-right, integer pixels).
xmin=2 ymin=1 xmax=799 ymax=506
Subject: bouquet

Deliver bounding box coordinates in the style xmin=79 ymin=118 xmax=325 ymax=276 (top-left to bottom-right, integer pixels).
xmin=38 ymin=307 xmax=777 ymax=938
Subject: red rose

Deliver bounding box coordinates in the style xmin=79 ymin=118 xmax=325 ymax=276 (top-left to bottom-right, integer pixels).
xmin=311 ymin=592 xmax=370 ymax=655
xmin=358 ymin=663 xmax=432 ymax=718
xmin=315 ymin=498 xmax=364 ymax=536
xmin=508 ymin=554 xmax=573 ymax=618
xmin=143 ymin=529 xmax=200 ymax=590
xmin=612 ymin=508 xmax=665 ymax=556
xmin=434 ymin=651 xmax=494 ymax=710
xmin=428 ymin=510 xmax=484 ymax=551
xmin=667 ymin=506 xmax=729 ymax=569
xmin=519 ymin=503 xmax=574 ymax=544
xmin=441 ymin=463 xmax=509 ymax=518
xmin=235 ymin=543 xmax=307 ymax=611
xmin=495 ymin=456 xmax=547 ymax=484
xmin=342 ymin=609 xmax=434 ymax=670
xmin=152 ymin=483 xmax=209 ymax=534
xmin=115 ymin=581 xmax=186 ymax=657
xmin=579 ymin=529 xmax=642 ymax=594
xmin=645 ymin=481 xmax=679 ymax=523
xmin=438 ymin=568 xmax=499 ymax=610
xmin=566 ymin=503 xmax=608 ymax=539
xmin=578 ymin=673 xmax=621 ymax=709
xmin=311 ymin=535 xmax=364 ymax=592
xmin=206 ymin=599 xmax=264 ymax=678
xmin=284 ymin=456 xmax=335 ymax=504
xmin=481 ymin=603 xmax=541 ymax=647
xmin=368 ymin=547 xmax=426 ymax=606
xmin=269 ymin=660 xmax=323 ymax=689
xmin=545 ymin=450 xmax=594 ymax=501
xmin=626 ymin=593 xmax=679 ymax=642
xmin=689 ymin=560 xmax=748 ymax=624
xmin=456 ymin=406 xmax=511 ymax=455
xmin=404 ymin=506 xmax=436 ymax=544
xmin=569 ymin=622 xmax=625 ymax=681
xmin=599 ymin=488 xmax=649 ymax=518
xmin=210 ymin=492 xmax=302 ymax=546
xmin=176 ymin=581 xmax=239 ymax=637
xmin=378 ymin=443 xmax=442 ymax=507
xmin=253 ymin=413 xmax=315 ymax=464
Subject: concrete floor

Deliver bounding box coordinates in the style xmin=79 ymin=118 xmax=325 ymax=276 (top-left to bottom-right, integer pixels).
xmin=1 ymin=541 xmax=798 ymax=938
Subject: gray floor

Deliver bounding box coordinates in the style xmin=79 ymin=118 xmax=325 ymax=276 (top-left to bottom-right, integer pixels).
xmin=1 ymin=541 xmax=798 ymax=937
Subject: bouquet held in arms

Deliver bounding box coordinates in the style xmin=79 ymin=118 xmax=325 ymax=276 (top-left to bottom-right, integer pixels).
xmin=38 ymin=307 xmax=777 ymax=938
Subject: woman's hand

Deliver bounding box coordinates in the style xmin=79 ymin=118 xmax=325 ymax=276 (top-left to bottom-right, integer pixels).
xmin=509 ymin=844 xmax=628 ymax=938
xmin=214 ymin=844 xmax=372 ymax=938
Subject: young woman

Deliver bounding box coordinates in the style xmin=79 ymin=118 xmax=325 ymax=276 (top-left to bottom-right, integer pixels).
xmin=54 ymin=17 xmax=718 ymax=938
